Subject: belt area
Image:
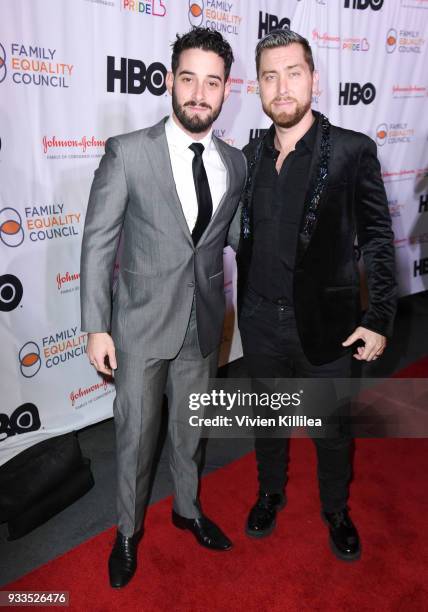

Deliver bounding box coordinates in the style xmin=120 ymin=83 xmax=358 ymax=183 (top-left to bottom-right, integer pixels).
xmin=249 ymin=286 xmax=292 ymax=307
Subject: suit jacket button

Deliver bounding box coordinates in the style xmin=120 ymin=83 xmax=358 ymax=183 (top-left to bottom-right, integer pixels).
xmin=187 ymin=282 xmax=195 ymax=287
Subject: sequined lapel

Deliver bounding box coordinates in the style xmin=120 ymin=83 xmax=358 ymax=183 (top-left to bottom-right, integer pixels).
xmin=296 ymin=113 xmax=331 ymax=265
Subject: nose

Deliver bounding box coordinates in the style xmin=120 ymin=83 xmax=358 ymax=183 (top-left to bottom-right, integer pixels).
xmin=193 ymin=79 xmax=205 ymax=102
xmin=278 ymin=74 xmax=289 ymax=97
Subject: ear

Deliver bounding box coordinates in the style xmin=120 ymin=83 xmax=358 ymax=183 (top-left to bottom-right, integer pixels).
xmin=223 ymin=77 xmax=231 ymax=102
xmin=166 ymin=71 xmax=174 ymax=96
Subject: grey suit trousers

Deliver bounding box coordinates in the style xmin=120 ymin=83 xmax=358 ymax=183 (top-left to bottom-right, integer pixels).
xmin=113 ymin=300 xmax=218 ymax=536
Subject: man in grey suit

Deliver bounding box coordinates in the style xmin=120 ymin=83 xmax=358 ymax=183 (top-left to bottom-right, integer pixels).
xmin=80 ymin=28 xmax=246 ymax=588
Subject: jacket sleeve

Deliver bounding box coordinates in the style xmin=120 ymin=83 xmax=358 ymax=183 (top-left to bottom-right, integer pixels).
xmin=355 ymin=136 xmax=397 ymax=337
xmin=80 ymin=137 xmax=129 ymax=333
xmin=226 ymin=149 xmax=249 ymax=251
xmin=227 ymin=201 xmax=242 ymax=252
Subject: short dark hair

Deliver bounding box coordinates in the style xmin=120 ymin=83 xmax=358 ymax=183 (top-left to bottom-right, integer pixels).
xmin=255 ymin=29 xmax=315 ymax=76
xmin=171 ymin=27 xmax=234 ymax=81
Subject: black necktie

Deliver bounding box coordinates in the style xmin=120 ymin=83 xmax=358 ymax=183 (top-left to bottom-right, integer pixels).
xmin=189 ymin=142 xmax=213 ymax=246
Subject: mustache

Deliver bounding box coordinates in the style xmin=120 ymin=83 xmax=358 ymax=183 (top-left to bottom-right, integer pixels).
xmin=272 ymin=97 xmax=297 ymax=103
xmin=184 ymin=101 xmax=212 ymax=110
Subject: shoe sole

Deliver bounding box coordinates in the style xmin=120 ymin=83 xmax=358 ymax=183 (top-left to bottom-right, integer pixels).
xmin=110 ymin=579 xmax=133 ymax=589
xmin=245 ymin=499 xmax=287 ymax=539
xmin=321 ymin=513 xmax=361 ymax=562
xmin=172 ymin=515 xmax=232 ymax=551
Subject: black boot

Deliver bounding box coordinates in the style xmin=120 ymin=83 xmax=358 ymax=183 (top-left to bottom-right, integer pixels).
xmin=246 ymin=492 xmax=286 ymax=538
xmin=322 ymin=508 xmax=361 ymax=561
xmin=108 ymin=530 xmax=142 ymax=588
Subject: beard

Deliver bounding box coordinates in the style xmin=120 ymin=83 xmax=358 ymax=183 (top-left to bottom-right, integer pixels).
xmin=262 ymin=96 xmax=312 ymax=129
xmin=172 ymin=87 xmax=223 ymax=134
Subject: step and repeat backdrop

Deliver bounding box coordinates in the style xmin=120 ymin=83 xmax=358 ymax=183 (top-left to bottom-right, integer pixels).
xmin=1 ymin=0 xmax=427 ymax=465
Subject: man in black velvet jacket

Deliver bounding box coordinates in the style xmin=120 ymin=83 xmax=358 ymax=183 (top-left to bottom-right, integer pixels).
xmin=228 ymin=29 xmax=397 ymax=561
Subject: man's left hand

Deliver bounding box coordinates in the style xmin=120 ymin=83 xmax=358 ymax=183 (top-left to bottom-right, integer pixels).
xmin=342 ymin=327 xmax=386 ymax=361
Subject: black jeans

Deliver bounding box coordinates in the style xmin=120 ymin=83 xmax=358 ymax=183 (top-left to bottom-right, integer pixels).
xmin=239 ymin=287 xmax=353 ymax=513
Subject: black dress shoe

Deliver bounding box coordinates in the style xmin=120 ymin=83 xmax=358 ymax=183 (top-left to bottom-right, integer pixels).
xmin=246 ymin=492 xmax=286 ymax=538
xmin=108 ymin=530 xmax=141 ymax=588
xmin=322 ymin=508 xmax=361 ymax=562
xmin=172 ymin=510 xmax=232 ymax=551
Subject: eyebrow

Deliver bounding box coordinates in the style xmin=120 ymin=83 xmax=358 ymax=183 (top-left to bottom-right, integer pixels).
xmin=178 ymin=70 xmax=223 ymax=82
xmin=261 ymin=63 xmax=304 ymax=76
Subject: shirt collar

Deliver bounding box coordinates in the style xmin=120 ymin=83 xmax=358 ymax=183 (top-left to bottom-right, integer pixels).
xmin=265 ymin=111 xmax=319 ymax=157
xmin=166 ymin=115 xmax=214 ymax=153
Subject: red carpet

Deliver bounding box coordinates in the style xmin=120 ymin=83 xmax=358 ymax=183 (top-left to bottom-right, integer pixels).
xmin=4 ymin=438 xmax=428 ymax=611
xmin=4 ymin=357 xmax=428 ymax=611
xmin=393 ymin=355 xmax=428 ymax=378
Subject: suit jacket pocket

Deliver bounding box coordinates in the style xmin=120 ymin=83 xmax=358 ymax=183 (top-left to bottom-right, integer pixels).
xmin=122 ymin=267 xmax=159 ymax=278
xmin=322 ymin=286 xmax=360 ymax=326
xmin=209 ymin=270 xmax=224 ymax=289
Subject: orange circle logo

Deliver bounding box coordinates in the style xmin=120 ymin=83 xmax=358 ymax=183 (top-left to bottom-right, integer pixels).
xmin=376 ymin=124 xmax=388 ymax=146
xmin=19 ymin=341 xmax=42 ymax=378
xmin=386 ymin=29 xmax=397 ymax=53
xmin=0 ymin=207 xmax=25 ymax=247
xmin=188 ymin=0 xmax=204 ymax=26
xmin=190 ymin=4 xmax=202 ymax=17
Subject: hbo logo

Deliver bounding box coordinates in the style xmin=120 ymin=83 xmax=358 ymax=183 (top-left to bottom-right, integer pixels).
xmin=344 ymin=0 xmax=383 ymax=9
xmin=107 ymin=56 xmax=167 ymax=96
xmin=339 ymin=82 xmax=376 ymax=106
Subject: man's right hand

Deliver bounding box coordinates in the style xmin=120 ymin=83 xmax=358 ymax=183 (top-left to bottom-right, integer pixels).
xmin=87 ymin=332 xmax=117 ymax=376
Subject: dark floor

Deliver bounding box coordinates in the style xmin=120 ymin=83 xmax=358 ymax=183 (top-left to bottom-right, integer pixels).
xmin=1 ymin=291 xmax=427 ymax=586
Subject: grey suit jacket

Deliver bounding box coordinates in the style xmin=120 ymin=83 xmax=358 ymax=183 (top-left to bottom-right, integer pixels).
xmin=80 ymin=117 xmax=246 ymax=358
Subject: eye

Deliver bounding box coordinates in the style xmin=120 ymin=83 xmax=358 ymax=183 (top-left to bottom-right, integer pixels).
xmin=290 ymin=72 xmax=301 ymax=77
xmin=208 ymin=80 xmax=219 ymax=88
xmin=182 ymin=76 xmax=192 ymax=83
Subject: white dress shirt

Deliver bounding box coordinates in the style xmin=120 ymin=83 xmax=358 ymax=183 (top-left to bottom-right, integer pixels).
xmin=165 ymin=115 xmax=227 ymax=233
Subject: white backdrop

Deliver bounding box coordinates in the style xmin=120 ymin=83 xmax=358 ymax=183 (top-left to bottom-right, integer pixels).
xmin=1 ymin=0 xmax=428 ymax=465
